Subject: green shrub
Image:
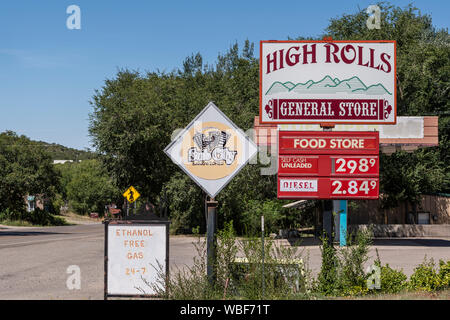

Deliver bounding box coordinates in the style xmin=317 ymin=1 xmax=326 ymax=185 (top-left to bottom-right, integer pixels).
xmin=337 ymin=229 xmax=372 ymax=294
xmin=0 ymin=208 xmax=66 ymax=226
xmin=373 ymin=250 xmax=408 ymax=294
xmin=148 ymin=238 xmax=220 ymax=300
xmin=148 ymin=222 xmax=312 ymax=300
xmin=163 ymin=172 xmax=204 ymax=235
xmin=379 ymin=264 xmax=408 ymax=294
xmin=0 ymin=208 xmax=22 ymax=221
xmin=231 ymin=236 xmax=311 ymax=299
xmin=341 ymin=285 xmax=369 ymax=296
xmin=317 ymin=234 xmax=339 ymax=296
xmin=27 ymin=208 xmax=67 ymax=226
xmin=437 ymin=260 xmax=450 ymax=289
xmin=240 ymin=199 xmax=284 ymax=236
xmin=215 ymin=221 xmax=239 ymax=298
xmin=408 ymin=257 xmax=441 ymax=292
xmin=317 ymin=230 xmax=373 ymax=297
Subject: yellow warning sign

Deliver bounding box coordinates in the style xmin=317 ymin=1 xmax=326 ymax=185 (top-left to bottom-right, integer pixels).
xmin=123 ymin=186 xmax=140 ymax=203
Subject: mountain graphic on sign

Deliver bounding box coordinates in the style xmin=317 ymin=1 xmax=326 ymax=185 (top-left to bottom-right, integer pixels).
xmin=265 ymin=75 xmax=392 ymax=96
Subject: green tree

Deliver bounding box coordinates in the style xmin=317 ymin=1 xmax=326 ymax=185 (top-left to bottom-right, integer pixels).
xmin=380 ymin=148 xmax=445 ymax=209
xmin=0 ymin=131 xmax=60 ymax=213
xmin=161 ymin=172 xmax=204 ymax=234
xmin=324 ymin=2 xmax=450 ymax=202
xmin=57 ymin=159 xmax=119 ymax=215
xmin=89 ymin=3 xmax=449 ymax=233
xmin=325 ymin=2 xmax=449 ymax=115
xmin=89 ymin=41 xmax=259 ymax=206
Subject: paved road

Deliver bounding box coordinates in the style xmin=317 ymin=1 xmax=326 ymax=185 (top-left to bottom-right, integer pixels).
xmin=0 ymin=224 xmax=449 ymax=299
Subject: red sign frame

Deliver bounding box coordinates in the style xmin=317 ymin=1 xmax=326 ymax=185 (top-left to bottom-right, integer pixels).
xmin=277 ymin=177 xmax=379 ymax=200
xmin=277 ymin=131 xmax=380 ymax=200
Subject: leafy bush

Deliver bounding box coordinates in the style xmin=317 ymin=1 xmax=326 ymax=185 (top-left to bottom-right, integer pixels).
xmin=371 ymin=250 xmax=408 ymax=294
xmin=240 ymin=199 xmax=284 ymax=236
xmin=27 ymin=208 xmax=67 ymax=226
xmin=379 ymin=264 xmax=408 ymax=294
xmin=317 ymin=230 xmax=373 ymax=297
xmin=148 ymin=221 xmax=312 ymax=299
xmin=0 ymin=208 xmax=24 ymax=222
xmin=437 ymin=260 xmax=450 ymax=289
xmin=145 ymin=226 xmax=450 ymax=299
xmin=337 ymin=230 xmax=372 ymax=293
xmin=215 ymin=221 xmax=239 ymax=297
xmin=408 ymin=257 xmax=441 ymax=292
xmin=162 ymin=172 xmax=204 ymax=235
xmin=317 ymin=234 xmax=339 ymax=296
xmin=148 ymin=238 xmax=219 ymax=300
xmin=341 ymin=285 xmax=369 ymax=296
xmin=0 ymin=208 xmax=66 ymax=226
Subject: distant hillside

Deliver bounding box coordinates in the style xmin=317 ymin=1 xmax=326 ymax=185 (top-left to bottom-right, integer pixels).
xmin=35 ymin=141 xmax=97 ymax=161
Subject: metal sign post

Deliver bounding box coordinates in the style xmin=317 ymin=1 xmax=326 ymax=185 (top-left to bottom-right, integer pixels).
xmin=165 ymin=102 xmax=258 ymax=285
xmin=206 ymin=197 xmax=218 ymax=285
xmin=323 ymin=200 xmax=333 ymax=246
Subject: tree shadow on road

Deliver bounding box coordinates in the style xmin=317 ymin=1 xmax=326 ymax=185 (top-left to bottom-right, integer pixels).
xmin=0 ymin=231 xmax=71 ymax=237
xmin=372 ymin=238 xmax=450 ymax=247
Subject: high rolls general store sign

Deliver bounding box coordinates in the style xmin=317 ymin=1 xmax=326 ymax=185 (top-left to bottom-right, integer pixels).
xmin=260 ymin=40 xmax=396 ymax=124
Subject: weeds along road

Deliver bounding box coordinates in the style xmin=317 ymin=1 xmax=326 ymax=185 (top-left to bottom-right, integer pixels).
xmin=0 ymin=224 xmax=449 ymax=299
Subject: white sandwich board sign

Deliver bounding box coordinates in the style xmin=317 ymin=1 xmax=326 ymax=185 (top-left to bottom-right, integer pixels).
xmin=105 ymin=221 xmax=169 ymax=298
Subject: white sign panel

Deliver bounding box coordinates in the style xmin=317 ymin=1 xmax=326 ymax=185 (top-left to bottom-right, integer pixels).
xmin=164 ymin=102 xmax=258 ymax=198
xmin=107 ymin=223 xmax=167 ymax=296
xmin=260 ymin=40 xmax=396 ymax=124
xmin=279 ymin=179 xmax=318 ymax=192
xmin=278 ymin=117 xmax=424 ymax=138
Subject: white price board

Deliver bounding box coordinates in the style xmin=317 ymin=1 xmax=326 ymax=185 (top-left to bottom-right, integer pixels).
xmin=105 ymin=222 xmax=168 ymax=297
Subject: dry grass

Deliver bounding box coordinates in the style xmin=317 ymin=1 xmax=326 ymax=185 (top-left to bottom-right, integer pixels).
xmin=58 ymin=211 xmax=102 ymax=225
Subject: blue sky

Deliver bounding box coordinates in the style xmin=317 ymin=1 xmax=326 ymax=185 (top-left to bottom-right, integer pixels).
xmin=0 ymin=0 xmax=448 ymax=150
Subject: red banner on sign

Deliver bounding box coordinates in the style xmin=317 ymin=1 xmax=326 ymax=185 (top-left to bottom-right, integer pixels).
xmin=278 ymin=155 xmax=379 ymax=177
xmin=265 ymin=98 xmax=391 ymax=121
xmin=277 ymin=177 xmax=379 ymax=199
xmin=278 ymin=131 xmax=379 ymax=155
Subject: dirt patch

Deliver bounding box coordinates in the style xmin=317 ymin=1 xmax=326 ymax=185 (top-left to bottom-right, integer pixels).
xmin=58 ymin=211 xmax=102 ymax=225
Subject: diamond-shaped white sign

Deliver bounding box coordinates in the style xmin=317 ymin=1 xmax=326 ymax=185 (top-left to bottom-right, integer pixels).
xmin=164 ymin=102 xmax=258 ymax=198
